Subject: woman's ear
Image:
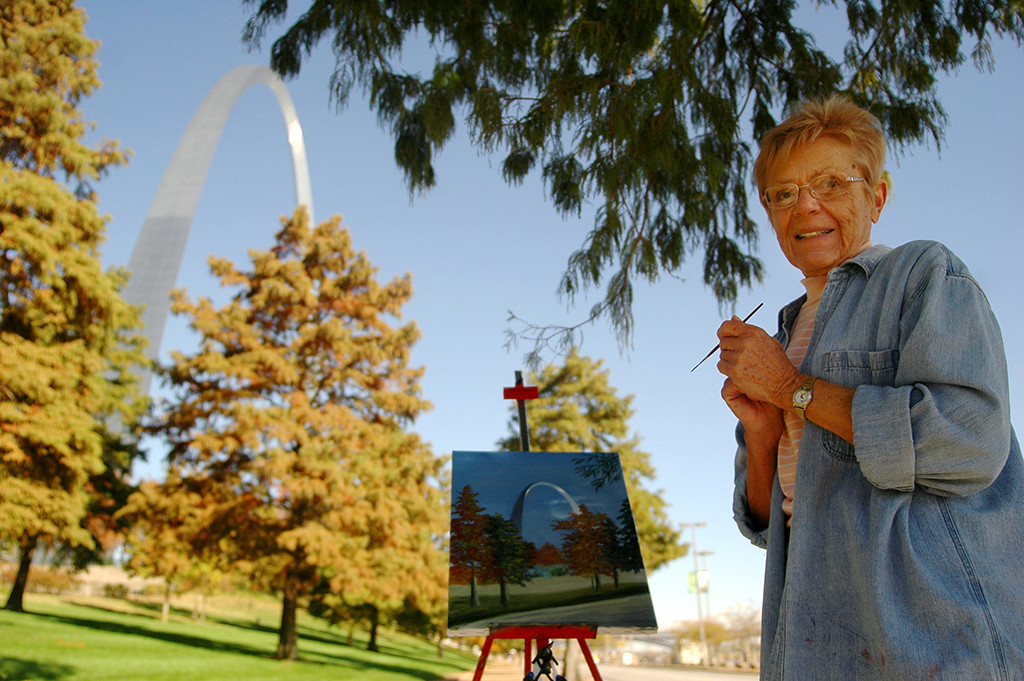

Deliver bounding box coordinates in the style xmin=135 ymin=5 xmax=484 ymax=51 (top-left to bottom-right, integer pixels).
xmin=871 ymin=178 xmax=888 ymax=223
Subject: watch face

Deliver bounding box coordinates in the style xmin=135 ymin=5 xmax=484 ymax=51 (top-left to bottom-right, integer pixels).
xmin=794 ymin=390 xmax=811 ymax=406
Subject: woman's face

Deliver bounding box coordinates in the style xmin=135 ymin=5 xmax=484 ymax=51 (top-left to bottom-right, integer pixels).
xmin=764 ymin=137 xmax=887 ymax=277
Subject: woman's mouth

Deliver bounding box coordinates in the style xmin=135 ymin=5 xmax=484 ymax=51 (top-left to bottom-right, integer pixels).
xmin=796 ymin=229 xmax=834 ymax=240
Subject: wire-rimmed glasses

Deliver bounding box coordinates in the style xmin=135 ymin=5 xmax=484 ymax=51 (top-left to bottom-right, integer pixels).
xmin=762 ymin=173 xmax=866 ymax=210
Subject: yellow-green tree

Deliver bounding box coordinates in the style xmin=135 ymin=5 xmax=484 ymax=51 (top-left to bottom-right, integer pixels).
xmin=140 ymin=210 xmax=443 ymax=660
xmin=0 ymin=0 xmax=146 ymax=612
xmin=116 ymin=477 xmax=202 ymax=622
xmin=307 ymin=429 xmax=449 ymax=653
xmin=497 ymin=350 xmax=685 ymax=570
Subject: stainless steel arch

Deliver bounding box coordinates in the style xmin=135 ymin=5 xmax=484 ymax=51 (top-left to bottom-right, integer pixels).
xmin=122 ymin=65 xmax=314 ymax=393
xmin=510 ymin=481 xmax=581 ymax=533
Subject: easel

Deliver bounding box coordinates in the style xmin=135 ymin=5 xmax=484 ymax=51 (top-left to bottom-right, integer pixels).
xmin=465 ymin=373 xmax=604 ymax=681
xmin=471 ymin=625 xmax=603 ymax=681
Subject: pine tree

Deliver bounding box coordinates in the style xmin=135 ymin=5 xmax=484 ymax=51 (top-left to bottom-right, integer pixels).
xmin=449 ymin=484 xmax=491 ymax=608
xmin=614 ymin=497 xmax=646 ymax=576
xmin=0 ymin=0 xmax=146 ymax=612
xmin=483 ymin=513 xmax=534 ymax=607
xmin=116 ymin=476 xmax=202 ymax=622
xmin=242 ymin=0 xmax=1024 ymax=343
xmin=552 ymin=504 xmax=615 ymax=591
xmin=307 ymin=429 xmax=448 ymax=652
xmin=64 ymin=434 xmax=147 ymax=570
xmin=497 ymin=349 xmax=685 ymax=570
xmin=139 ymin=209 xmax=442 ymax=659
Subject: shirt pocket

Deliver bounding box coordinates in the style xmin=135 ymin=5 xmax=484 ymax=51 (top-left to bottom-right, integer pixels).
xmin=819 ymin=348 xmax=899 ymax=462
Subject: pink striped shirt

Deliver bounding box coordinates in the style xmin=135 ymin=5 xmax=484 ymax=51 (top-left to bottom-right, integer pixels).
xmin=777 ymin=275 xmax=826 ymax=519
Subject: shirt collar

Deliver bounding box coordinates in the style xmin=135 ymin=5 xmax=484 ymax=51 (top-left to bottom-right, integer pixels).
xmin=830 ymin=242 xmax=891 ymax=279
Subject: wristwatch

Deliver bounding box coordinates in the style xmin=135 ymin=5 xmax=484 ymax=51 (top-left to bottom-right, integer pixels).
xmin=792 ymin=376 xmax=817 ymax=419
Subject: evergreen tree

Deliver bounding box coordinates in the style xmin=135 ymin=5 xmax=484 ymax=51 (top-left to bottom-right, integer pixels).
xmin=116 ymin=476 xmax=202 ymax=622
xmin=497 ymin=350 xmax=685 ymax=570
xmin=614 ymin=497 xmax=646 ymax=575
xmin=484 ymin=513 xmax=535 ymax=607
xmin=139 ymin=209 xmax=441 ymax=659
xmin=242 ymin=0 xmax=1023 ymax=343
xmin=306 ymin=430 xmax=448 ymax=652
xmin=552 ymin=504 xmax=615 ymax=591
xmin=0 ymin=0 xmax=146 ymax=612
xmin=449 ymin=484 xmax=490 ymax=608
xmin=64 ymin=434 xmax=146 ymax=570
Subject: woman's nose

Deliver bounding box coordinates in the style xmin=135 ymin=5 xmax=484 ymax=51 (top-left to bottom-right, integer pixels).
xmin=793 ymin=186 xmax=822 ymax=213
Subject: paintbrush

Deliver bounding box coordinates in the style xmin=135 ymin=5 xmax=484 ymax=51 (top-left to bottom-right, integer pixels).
xmin=690 ymin=302 xmax=764 ymax=372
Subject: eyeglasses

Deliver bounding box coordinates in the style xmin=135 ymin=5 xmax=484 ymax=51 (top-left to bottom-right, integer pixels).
xmin=762 ymin=173 xmax=866 ymax=210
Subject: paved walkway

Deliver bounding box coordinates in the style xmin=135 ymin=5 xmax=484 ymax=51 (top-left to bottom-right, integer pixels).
xmin=446 ymin=660 xmax=528 ymax=681
xmin=447 ymin=659 xmax=594 ymax=681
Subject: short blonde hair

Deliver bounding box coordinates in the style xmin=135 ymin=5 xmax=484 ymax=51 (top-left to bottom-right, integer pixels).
xmin=754 ymin=95 xmax=886 ymax=194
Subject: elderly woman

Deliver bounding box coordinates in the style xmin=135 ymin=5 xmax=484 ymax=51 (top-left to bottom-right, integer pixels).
xmin=717 ymin=96 xmax=1024 ymax=679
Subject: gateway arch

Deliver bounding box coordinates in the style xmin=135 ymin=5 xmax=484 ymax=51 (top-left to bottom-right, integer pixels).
xmin=122 ymin=65 xmax=314 ymax=394
xmin=510 ymin=481 xmax=580 ymax=534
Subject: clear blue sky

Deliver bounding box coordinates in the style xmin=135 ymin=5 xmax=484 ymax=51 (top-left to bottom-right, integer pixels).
xmin=79 ymin=1 xmax=1024 ymax=628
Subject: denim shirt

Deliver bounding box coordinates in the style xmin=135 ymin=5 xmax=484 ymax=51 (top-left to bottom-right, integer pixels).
xmin=732 ymin=241 xmax=1024 ymax=680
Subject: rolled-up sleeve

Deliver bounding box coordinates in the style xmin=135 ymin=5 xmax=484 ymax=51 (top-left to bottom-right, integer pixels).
xmin=851 ymin=251 xmax=1011 ymax=496
xmin=733 ymin=422 xmax=769 ymax=548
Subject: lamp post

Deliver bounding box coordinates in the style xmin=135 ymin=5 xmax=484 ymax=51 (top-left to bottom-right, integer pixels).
xmin=682 ymin=522 xmax=708 ymax=667
xmin=698 ymin=550 xmax=714 ymax=622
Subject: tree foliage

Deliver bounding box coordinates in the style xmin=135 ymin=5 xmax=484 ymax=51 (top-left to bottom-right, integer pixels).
xmin=449 ymin=489 xmax=535 ymax=609
xmin=0 ymin=0 xmax=146 ymax=612
xmin=483 ymin=512 xmax=535 ymax=607
xmin=496 ymin=349 xmax=685 ymax=570
xmin=60 ymin=434 xmax=146 ymax=570
xmin=242 ymin=0 xmax=1023 ymax=345
xmin=552 ymin=503 xmax=616 ymax=590
xmin=132 ymin=210 xmax=445 ymax=659
xmin=449 ymin=485 xmax=490 ymax=607
xmin=305 ymin=429 xmax=449 ymax=652
xmin=116 ymin=476 xmax=203 ymax=622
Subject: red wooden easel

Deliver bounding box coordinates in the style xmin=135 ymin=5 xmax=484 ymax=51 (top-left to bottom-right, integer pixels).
xmin=462 ymin=374 xmax=605 ymax=681
xmin=471 ymin=625 xmax=603 ymax=681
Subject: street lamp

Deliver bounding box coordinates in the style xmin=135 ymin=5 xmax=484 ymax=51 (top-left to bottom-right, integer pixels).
xmin=698 ymin=550 xmax=714 ymax=639
xmin=682 ymin=522 xmax=708 ymax=667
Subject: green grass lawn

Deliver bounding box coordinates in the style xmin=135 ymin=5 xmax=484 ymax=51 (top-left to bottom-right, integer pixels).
xmin=0 ymin=594 xmax=477 ymax=681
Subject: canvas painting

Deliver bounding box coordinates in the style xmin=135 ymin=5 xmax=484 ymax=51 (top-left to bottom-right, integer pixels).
xmin=447 ymin=450 xmax=658 ymax=636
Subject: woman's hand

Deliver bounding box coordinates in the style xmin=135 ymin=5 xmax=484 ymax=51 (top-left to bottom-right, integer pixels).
xmin=716 ymin=317 xmax=802 ymax=411
xmin=717 ymin=316 xmax=857 ymax=445
xmin=721 ymin=376 xmax=783 ymax=434
xmin=716 ymin=320 xmax=791 ymax=531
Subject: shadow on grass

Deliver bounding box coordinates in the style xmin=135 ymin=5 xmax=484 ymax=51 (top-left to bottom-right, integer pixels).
xmin=274 ymin=646 xmax=455 ymax=681
xmin=34 ymin=609 xmax=274 ymax=659
xmin=121 ymin=601 xmax=283 ymax=638
xmin=0 ymin=656 xmax=75 ymax=680
xmin=89 ymin=600 xmax=367 ymax=652
xmin=30 ymin=602 xmax=467 ymax=680
xmin=98 ymin=599 xmax=445 ymax=665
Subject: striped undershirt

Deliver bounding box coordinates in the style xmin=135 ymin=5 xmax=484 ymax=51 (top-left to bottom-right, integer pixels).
xmin=777 ymin=275 xmax=826 ymax=520
xmin=775 ymin=242 xmax=872 ymax=522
